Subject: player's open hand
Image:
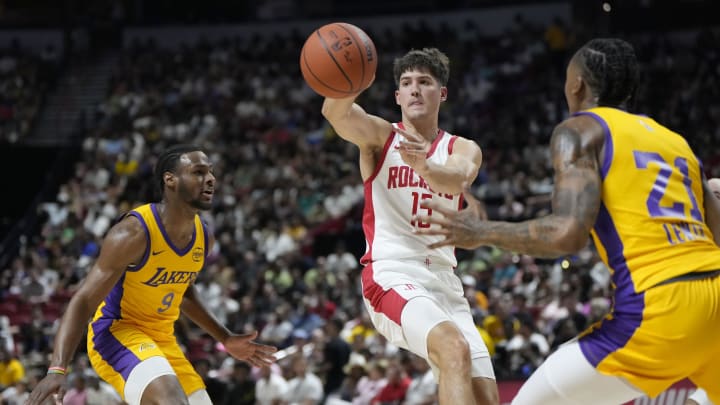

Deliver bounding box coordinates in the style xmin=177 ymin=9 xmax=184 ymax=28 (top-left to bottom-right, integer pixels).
xmin=412 ymin=183 xmax=488 ymax=249
xmin=25 ymin=374 xmax=65 ymax=405
xmin=395 ymin=126 xmax=429 ymax=171
xmin=222 ymin=331 xmax=278 ymax=368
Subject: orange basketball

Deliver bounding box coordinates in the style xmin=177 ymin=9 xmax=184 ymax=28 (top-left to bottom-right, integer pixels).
xmin=300 ymin=22 xmax=377 ymax=98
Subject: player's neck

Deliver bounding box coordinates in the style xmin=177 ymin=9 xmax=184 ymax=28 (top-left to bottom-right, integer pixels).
xmin=156 ymin=201 xmax=197 ymax=233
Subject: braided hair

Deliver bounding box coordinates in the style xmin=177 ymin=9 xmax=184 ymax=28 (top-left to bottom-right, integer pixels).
xmin=575 ymin=38 xmax=639 ymax=109
xmin=153 ymin=144 xmax=203 ymax=200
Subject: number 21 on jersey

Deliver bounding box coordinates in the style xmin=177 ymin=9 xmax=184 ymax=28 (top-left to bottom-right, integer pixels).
xmin=634 ymin=150 xmax=706 ymax=244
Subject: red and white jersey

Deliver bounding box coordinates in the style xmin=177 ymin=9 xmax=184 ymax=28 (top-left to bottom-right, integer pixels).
xmin=360 ymin=123 xmax=463 ymax=268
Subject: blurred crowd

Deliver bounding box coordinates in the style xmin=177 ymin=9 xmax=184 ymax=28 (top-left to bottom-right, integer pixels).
xmin=1 ymin=13 xmax=719 ymax=405
xmin=0 ymin=40 xmax=61 ymax=144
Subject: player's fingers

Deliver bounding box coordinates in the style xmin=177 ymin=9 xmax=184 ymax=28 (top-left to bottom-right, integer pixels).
xmin=412 ymin=225 xmax=450 ymax=236
xmin=428 ymin=239 xmax=454 ymax=249
xmin=245 ymin=357 xmax=260 ymax=368
xmin=240 ymin=331 xmax=258 ymax=341
xmin=252 ymin=342 xmax=278 ymax=353
xmin=419 ymin=200 xmax=453 ymax=216
xmin=28 ymin=390 xmax=48 ymax=405
xmin=395 ymin=127 xmax=422 ymax=143
xmin=254 ymin=351 xmax=275 ymax=364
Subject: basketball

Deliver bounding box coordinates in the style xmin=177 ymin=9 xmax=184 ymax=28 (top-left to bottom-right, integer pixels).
xmin=300 ymin=22 xmax=377 ymax=98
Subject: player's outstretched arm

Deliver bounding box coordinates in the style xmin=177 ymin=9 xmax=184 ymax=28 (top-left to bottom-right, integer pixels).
xmin=396 ymin=126 xmax=482 ymax=196
xmin=179 ymin=234 xmax=277 ymax=368
xmin=321 ymin=86 xmax=392 ymax=149
xmin=414 ymin=116 xmax=603 ymax=258
xmin=26 ymin=216 xmax=146 ymax=405
xmin=180 ymin=286 xmax=277 ymax=368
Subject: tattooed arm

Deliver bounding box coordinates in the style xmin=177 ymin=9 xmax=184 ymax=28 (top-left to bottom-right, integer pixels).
xmin=415 ymin=116 xmax=604 ymax=258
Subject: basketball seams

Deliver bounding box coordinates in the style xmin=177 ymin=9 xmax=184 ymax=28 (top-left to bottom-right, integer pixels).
xmin=301 ymin=45 xmax=356 ymax=97
xmin=336 ymin=23 xmax=367 ymax=94
xmin=299 ymin=22 xmax=376 ymax=98
xmin=315 ymin=26 xmax=354 ymax=93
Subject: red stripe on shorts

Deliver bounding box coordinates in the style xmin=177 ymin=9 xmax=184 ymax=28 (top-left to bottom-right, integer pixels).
xmin=361 ymin=262 xmax=407 ymax=325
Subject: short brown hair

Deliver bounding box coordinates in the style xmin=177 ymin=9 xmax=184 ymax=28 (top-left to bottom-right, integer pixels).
xmin=393 ymin=47 xmax=450 ymax=87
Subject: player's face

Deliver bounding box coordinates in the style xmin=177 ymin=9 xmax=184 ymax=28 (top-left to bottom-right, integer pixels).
xmin=395 ymin=69 xmax=447 ymax=120
xmin=176 ymin=151 xmax=215 ymax=210
xmin=564 ymin=58 xmax=583 ymax=115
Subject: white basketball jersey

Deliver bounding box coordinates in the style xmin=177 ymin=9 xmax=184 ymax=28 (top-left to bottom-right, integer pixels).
xmin=360 ymin=123 xmax=463 ymax=268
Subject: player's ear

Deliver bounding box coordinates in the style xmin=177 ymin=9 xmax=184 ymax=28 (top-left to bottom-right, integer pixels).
xmin=570 ymin=74 xmax=584 ymax=97
xmin=440 ymin=86 xmax=448 ymax=102
xmin=395 ymin=89 xmax=401 ymax=106
xmin=164 ymin=171 xmax=176 ymax=189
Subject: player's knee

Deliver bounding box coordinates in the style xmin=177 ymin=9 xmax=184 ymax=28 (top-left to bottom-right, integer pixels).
xmin=427 ymin=321 xmax=470 ymax=369
xmin=140 ymin=375 xmax=190 ymax=405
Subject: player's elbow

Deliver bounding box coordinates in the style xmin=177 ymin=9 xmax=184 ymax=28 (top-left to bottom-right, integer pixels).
xmin=543 ymin=217 xmax=589 ymax=255
xmin=321 ymin=98 xmax=346 ymax=122
xmin=554 ymin=225 xmax=590 ymax=254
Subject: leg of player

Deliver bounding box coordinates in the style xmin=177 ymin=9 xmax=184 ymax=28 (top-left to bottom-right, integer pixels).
xmin=140 ymin=375 xmax=191 ymax=405
xmin=426 ymin=323 xmax=498 ymax=405
xmin=472 ymin=375 xmax=500 ymax=405
xmin=426 ymin=322 xmax=474 ymax=404
xmin=402 ymin=296 xmax=498 ymax=405
xmin=511 ymin=341 xmax=643 ymax=405
xmin=125 ymin=357 xmax=190 ymax=405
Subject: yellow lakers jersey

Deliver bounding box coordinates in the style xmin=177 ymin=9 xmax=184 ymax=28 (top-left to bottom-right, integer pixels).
xmin=90 ymin=203 xmax=207 ymax=340
xmin=578 ymin=107 xmax=720 ymax=292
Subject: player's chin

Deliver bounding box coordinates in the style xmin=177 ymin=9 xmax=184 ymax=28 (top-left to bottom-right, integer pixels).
xmin=192 ymin=199 xmax=213 ymax=210
xmin=404 ymin=107 xmax=426 ymax=119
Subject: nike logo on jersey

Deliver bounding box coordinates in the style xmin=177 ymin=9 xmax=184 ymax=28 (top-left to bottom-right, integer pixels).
xmin=151 ymin=250 xmax=165 ymax=255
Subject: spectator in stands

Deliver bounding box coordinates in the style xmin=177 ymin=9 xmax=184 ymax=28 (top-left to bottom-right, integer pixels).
xmin=0 ymin=377 xmax=31 ymax=405
xmin=0 ymin=347 xmax=25 ymax=390
xmin=256 ymin=364 xmax=289 ymax=405
xmin=62 ymin=373 xmax=88 ymax=405
xmin=85 ymin=374 xmax=123 ymax=405
xmin=371 ymin=361 xmax=411 ymax=405
xmin=506 ymin=318 xmax=549 ymax=379
xmin=319 ymin=317 xmax=352 ymax=400
xmin=223 ymin=362 xmax=255 ymax=405
xmin=350 ymin=360 xmax=387 ymax=405
xmin=283 ymin=354 xmax=324 ymax=405
xmin=403 ymin=353 xmax=436 ymax=405
xmin=193 ymin=358 xmax=227 ymax=404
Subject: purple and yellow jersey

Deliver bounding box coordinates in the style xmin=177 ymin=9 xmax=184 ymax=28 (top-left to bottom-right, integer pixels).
xmin=87 ymin=203 xmax=208 ymax=397
xmin=581 ymin=107 xmax=720 ymax=291
xmin=89 ymin=203 xmax=208 ymax=340
xmin=576 ymin=107 xmax=720 ymax=396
